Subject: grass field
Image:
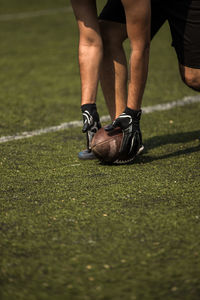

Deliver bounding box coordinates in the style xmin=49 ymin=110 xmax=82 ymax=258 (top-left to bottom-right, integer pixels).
xmin=0 ymin=1 xmax=200 ymax=300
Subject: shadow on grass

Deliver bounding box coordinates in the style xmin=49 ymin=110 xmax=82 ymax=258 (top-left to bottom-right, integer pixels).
xmin=136 ymin=130 xmax=200 ymax=164
xmin=97 ymin=130 xmax=200 ymax=166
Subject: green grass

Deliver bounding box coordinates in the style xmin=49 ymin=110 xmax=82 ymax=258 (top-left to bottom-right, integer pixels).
xmin=0 ymin=1 xmax=200 ymax=300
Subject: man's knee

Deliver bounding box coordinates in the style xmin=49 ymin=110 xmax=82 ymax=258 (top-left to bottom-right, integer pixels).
xmin=99 ymin=20 xmax=127 ymax=49
xmin=79 ymin=29 xmax=102 ymax=48
xmin=180 ymin=65 xmax=200 ymax=92
xmin=183 ymin=76 xmax=200 ymax=92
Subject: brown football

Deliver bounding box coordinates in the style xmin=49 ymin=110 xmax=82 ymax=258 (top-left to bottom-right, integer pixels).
xmin=91 ymin=127 xmax=123 ymax=163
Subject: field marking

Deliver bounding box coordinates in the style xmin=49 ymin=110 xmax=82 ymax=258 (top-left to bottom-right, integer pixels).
xmin=0 ymin=7 xmax=72 ymax=21
xmin=0 ymin=95 xmax=200 ymax=144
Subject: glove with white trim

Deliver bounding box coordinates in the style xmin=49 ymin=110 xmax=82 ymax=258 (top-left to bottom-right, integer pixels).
xmin=105 ymin=107 xmax=143 ymax=163
xmin=81 ymin=103 xmax=101 ymax=150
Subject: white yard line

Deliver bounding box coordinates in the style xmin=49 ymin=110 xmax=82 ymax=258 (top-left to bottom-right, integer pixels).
xmin=0 ymin=95 xmax=200 ymax=144
xmin=0 ymin=7 xmax=72 ymax=21
xmin=142 ymin=95 xmax=200 ymax=113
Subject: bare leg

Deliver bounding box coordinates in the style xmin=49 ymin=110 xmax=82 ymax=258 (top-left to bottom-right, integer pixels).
xmin=179 ymin=64 xmax=200 ymax=92
xmin=71 ymin=0 xmax=103 ymax=105
xmin=121 ymin=0 xmax=151 ymax=110
xmin=99 ymin=21 xmax=128 ymax=121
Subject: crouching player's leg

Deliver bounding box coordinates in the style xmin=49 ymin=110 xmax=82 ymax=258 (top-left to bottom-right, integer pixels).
xmin=166 ymin=0 xmax=200 ymax=91
xmin=71 ymin=0 xmax=102 ymax=159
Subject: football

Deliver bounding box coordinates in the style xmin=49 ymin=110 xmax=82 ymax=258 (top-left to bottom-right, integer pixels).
xmin=91 ymin=127 xmax=123 ymax=163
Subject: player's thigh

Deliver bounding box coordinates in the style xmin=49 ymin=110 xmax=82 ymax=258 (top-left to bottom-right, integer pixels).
xmin=71 ymin=0 xmax=101 ymax=40
xmin=167 ymin=0 xmax=200 ymax=70
xmin=166 ymin=0 xmax=200 ymax=90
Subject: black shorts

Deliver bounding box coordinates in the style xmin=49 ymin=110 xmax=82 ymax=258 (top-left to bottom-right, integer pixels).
xmin=99 ymin=0 xmax=200 ymax=69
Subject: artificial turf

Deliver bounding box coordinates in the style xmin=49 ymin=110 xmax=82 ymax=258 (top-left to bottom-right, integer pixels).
xmin=1 ymin=103 xmax=200 ymax=300
xmin=0 ymin=1 xmax=200 ymax=300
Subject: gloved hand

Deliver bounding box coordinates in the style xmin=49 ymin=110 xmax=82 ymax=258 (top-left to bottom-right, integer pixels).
xmin=81 ymin=103 xmax=101 ymax=150
xmin=105 ymin=107 xmax=143 ymax=162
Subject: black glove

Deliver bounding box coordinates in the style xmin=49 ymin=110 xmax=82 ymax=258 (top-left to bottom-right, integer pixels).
xmin=105 ymin=107 xmax=143 ymax=162
xmin=81 ymin=103 xmax=101 ymax=150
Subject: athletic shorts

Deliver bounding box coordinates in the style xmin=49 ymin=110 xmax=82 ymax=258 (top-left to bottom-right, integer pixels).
xmin=99 ymin=0 xmax=200 ymax=68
